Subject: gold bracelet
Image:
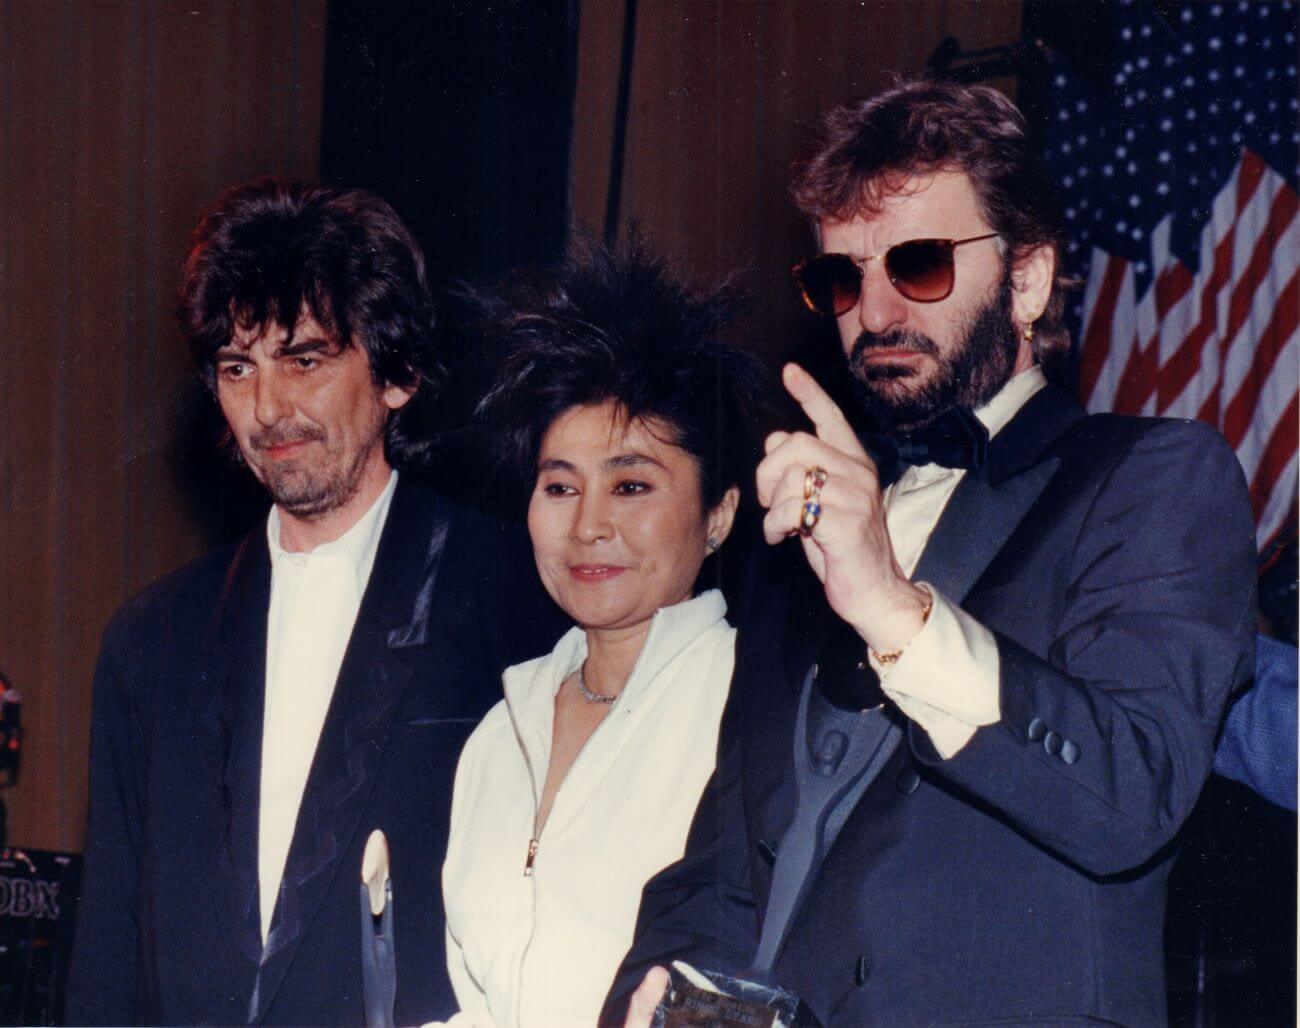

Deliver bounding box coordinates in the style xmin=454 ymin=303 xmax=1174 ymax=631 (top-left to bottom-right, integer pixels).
xmin=870 ymin=589 xmax=934 ymax=666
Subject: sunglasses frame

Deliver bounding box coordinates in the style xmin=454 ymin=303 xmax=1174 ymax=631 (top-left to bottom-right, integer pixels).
xmin=792 ymin=232 xmax=1002 ymax=315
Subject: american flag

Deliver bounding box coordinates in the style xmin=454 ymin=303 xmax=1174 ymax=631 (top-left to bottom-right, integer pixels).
xmin=1041 ymin=0 xmax=1298 ymax=556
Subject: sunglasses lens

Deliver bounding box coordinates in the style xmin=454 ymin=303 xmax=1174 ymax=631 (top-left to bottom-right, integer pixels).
xmin=886 ymin=239 xmax=955 ymax=302
xmin=797 ymin=255 xmax=862 ymax=316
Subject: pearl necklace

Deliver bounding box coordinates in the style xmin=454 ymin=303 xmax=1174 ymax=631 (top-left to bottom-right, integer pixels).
xmin=576 ymin=661 xmax=620 ymax=705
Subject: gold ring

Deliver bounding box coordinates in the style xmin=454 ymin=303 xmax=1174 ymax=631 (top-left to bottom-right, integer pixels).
xmin=799 ymin=466 xmax=828 ymax=536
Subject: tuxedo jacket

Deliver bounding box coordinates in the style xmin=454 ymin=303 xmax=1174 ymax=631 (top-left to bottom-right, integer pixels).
xmin=606 ymin=387 xmax=1257 ymax=1027
xmin=66 ymin=475 xmax=562 ymax=1026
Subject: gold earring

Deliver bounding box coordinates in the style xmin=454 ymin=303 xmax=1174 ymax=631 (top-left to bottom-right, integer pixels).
xmin=1022 ymin=323 xmax=1035 ymax=344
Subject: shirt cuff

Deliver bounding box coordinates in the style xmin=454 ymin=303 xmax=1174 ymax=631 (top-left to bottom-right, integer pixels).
xmin=870 ymin=584 xmax=1001 ymax=759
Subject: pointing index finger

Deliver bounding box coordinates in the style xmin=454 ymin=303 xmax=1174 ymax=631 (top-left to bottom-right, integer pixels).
xmin=782 ymin=363 xmax=864 ymax=457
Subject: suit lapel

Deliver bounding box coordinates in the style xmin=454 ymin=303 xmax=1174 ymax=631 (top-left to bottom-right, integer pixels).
xmin=742 ymin=548 xmax=829 ymax=878
xmin=198 ymin=532 xmax=272 ymax=975
xmin=250 ymin=478 xmax=454 ymax=1023
xmin=912 ymin=385 xmax=1084 ymax=605
xmin=759 ymin=387 xmax=1084 ymax=889
xmin=769 ymin=387 xmax=1087 ymax=982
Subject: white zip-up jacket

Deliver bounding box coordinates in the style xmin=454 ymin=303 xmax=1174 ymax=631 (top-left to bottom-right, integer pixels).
xmin=440 ymin=590 xmax=735 ymax=1027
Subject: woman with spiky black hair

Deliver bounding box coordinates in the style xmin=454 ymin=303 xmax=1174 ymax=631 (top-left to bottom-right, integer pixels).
xmin=437 ymin=240 xmax=769 ymax=1028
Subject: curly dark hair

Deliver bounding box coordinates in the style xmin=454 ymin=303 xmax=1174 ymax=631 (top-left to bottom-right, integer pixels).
xmin=473 ymin=237 xmax=770 ymax=513
xmin=790 ymin=78 xmax=1074 ymax=376
xmin=177 ymin=177 xmax=442 ymax=469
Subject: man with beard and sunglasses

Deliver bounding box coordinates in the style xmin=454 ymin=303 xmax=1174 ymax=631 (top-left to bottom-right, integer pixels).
xmin=66 ymin=179 xmax=560 ymax=1026
xmin=607 ymin=79 xmax=1256 ymax=1027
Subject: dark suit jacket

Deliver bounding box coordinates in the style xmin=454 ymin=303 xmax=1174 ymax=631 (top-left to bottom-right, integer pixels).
xmin=66 ymin=475 xmax=562 ymax=1026
xmin=606 ymin=387 xmax=1257 ymax=1027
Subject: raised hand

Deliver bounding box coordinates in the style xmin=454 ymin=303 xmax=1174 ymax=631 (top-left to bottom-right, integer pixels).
xmin=756 ymin=363 xmax=929 ymax=654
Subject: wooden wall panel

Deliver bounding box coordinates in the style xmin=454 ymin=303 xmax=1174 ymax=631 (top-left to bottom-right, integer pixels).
xmin=0 ymin=0 xmax=325 ymax=852
xmin=572 ymin=0 xmax=1022 ymax=359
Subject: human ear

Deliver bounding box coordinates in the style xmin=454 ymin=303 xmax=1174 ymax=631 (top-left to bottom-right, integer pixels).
xmin=1009 ymin=243 xmax=1054 ymax=329
xmin=382 ymin=381 xmax=416 ymax=411
xmin=704 ymin=486 xmax=741 ymax=555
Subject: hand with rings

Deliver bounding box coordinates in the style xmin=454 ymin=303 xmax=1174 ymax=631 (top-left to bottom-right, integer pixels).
xmin=799 ymin=466 xmax=828 ymax=536
xmin=756 ymin=363 xmax=931 ymax=652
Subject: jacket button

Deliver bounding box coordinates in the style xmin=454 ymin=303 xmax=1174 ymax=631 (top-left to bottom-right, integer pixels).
xmin=1043 ymin=730 xmax=1062 ymax=756
xmin=1060 ymin=739 xmax=1081 ymax=764
xmin=896 ymin=768 xmax=921 ymax=795
xmin=1027 ymin=717 xmax=1047 ymax=741
xmin=854 ymin=955 xmax=870 ymax=985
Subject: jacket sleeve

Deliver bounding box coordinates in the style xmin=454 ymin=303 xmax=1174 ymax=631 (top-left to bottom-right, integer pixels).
xmin=437 ymin=924 xmax=494 ymax=1028
xmin=911 ymin=419 xmax=1258 ymax=876
xmin=65 ymin=610 xmax=146 ymax=1025
xmin=600 ymin=724 xmax=760 ymax=1025
xmin=439 ymin=722 xmax=497 ymax=1028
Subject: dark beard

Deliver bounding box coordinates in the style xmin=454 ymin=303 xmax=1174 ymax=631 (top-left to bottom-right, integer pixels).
xmin=847 ymin=273 xmax=1018 ymax=433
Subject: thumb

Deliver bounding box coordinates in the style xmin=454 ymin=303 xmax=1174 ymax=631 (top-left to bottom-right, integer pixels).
xmin=624 ymin=966 xmax=670 ymax=1028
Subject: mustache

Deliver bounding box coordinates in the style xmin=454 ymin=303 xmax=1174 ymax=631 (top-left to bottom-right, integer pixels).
xmin=250 ymin=425 xmax=325 ymax=451
xmin=849 ymin=329 xmax=941 ymax=365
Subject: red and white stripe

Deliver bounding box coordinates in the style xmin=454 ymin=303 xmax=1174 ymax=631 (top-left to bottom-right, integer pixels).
xmin=1078 ymin=149 xmax=1299 ymax=553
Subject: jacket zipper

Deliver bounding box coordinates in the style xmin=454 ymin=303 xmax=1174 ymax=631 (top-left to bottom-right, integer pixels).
xmin=507 ymin=613 xmax=660 ymax=1024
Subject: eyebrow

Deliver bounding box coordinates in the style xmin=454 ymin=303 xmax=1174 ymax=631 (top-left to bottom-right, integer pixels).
xmin=606 ymin=453 xmax=664 ymax=471
xmin=536 ymin=453 xmax=666 ymax=473
xmin=275 ymin=336 xmax=335 ymax=358
xmin=211 ymin=336 xmax=335 ymax=363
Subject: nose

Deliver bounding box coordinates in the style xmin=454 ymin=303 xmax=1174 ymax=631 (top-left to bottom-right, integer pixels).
xmin=253 ymin=367 xmax=291 ymax=427
xmin=572 ymin=490 xmax=613 ymax=544
xmin=851 ymin=257 xmax=908 ymax=338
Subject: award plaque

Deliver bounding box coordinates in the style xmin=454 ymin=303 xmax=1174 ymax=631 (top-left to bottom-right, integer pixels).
xmin=652 ymin=962 xmax=822 ymax=1028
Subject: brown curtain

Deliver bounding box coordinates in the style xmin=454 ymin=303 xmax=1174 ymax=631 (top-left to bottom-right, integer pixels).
xmin=572 ymin=0 xmax=1023 ymax=361
xmin=0 ymin=0 xmax=325 ymax=853
xmin=0 ymin=0 xmax=1019 ymax=857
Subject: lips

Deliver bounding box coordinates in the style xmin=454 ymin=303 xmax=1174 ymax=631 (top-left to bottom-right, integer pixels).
xmin=252 ymin=430 xmax=324 ymax=459
xmin=260 ymin=440 xmax=312 ymax=459
xmin=568 ymin=564 xmax=629 ymax=582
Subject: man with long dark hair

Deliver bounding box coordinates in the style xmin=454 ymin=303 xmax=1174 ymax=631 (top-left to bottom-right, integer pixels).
xmin=610 ymin=79 xmax=1256 ymax=1026
xmin=66 ymin=179 xmax=558 ymax=1026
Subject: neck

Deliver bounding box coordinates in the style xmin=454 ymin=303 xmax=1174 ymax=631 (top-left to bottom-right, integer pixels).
xmin=276 ymin=457 xmax=393 ymax=553
xmin=581 ymin=620 xmax=655 ymax=698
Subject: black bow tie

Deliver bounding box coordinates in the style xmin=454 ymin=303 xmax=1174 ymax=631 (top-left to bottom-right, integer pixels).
xmin=866 ymin=408 xmax=989 ymax=484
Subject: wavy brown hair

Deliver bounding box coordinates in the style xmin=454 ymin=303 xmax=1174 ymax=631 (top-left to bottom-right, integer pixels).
xmin=791 ymin=78 xmax=1074 ymax=377
xmin=177 ymin=177 xmax=443 ymax=469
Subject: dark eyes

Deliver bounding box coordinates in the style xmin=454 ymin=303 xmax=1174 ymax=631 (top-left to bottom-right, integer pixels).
xmin=217 ymin=362 xmax=250 ymax=380
xmin=215 ymin=355 xmax=319 ymax=379
xmin=538 ymin=480 xmax=652 ymax=497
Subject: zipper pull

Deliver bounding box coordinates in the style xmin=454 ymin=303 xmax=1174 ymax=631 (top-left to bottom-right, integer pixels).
xmin=523 ymin=837 xmax=539 ymax=877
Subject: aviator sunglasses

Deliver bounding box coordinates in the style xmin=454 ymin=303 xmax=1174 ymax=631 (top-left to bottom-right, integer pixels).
xmin=792 ymin=232 xmax=1001 ymax=316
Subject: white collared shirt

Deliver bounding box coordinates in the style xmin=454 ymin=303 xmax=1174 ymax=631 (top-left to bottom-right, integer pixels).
xmin=257 ymin=470 xmax=399 ymax=943
xmin=872 ymin=367 xmax=1047 ymax=758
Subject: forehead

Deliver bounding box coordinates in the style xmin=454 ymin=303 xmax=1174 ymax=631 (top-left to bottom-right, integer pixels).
xmin=226 ymin=310 xmax=341 ymax=353
xmin=540 ymin=402 xmax=688 ymax=466
xmin=820 ymin=169 xmax=987 ymax=246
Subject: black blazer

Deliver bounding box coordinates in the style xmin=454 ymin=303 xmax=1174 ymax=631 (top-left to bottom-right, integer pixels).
xmin=606 ymin=387 xmax=1257 ymax=1027
xmin=66 ymin=475 xmax=562 ymax=1026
